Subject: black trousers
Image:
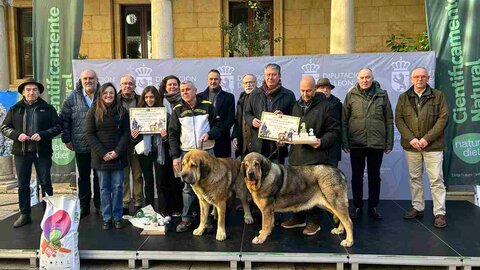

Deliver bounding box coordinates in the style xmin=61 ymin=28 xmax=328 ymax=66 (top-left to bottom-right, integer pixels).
xmin=75 ymin=152 xmax=100 ymax=211
xmin=350 ymin=148 xmax=384 ymax=209
xmin=139 ymin=152 xmax=176 ymax=214
xmin=14 ymin=153 xmax=53 ymax=215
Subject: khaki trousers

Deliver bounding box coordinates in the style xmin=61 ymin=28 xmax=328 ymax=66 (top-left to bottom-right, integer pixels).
xmin=123 ymin=145 xmax=144 ymax=207
xmin=404 ymin=151 xmax=446 ymax=216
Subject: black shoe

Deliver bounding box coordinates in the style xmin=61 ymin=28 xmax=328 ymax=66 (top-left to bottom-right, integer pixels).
xmin=122 ymin=208 xmax=130 ymax=216
xmin=13 ymin=214 xmax=32 ymax=228
xmin=350 ymin=208 xmax=362 ymax=219
xmin=80 ymin=209 xmax=90 ymax=219
xmin=368 ymin=208 xmax=383 ymax=220
xmin=114 ymin=219 xmax=125 ymax=229
xmin=103 ymin=220 xmax=112 ymax=230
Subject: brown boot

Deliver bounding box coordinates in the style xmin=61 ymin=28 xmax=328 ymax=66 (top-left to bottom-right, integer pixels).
xmin=434 ymin=215 xmax=447 ymax=228
xmin=404 ymin=208 xmax=424 ymax=219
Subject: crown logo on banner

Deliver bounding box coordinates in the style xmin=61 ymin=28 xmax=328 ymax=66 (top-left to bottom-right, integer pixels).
xmin=391 ymin=58 xmax=411 ymax=71
xmin=217 ymin=63 xmax=235 ymax=93
xmin=301 ymin=59 xmax=320 ymax=74
xmin=135 ymin=64 xmax=153 ymax=90
xmin=135 ymin=64 xmax=153 ymax=77
xmin=390 ymin=58 xmax=411 ymax=92
xmin=217 ymin=63 xmax=235 ymax=76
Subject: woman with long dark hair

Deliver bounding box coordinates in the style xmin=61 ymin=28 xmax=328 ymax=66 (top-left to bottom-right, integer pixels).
xmin=132 ymin=85 xmax=176 ymax=218
xmin=85 ymin=82 xmax=130 ymax=230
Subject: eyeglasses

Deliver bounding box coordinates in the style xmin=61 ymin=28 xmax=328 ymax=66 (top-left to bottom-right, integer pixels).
xmin=121 ymin=82 xmax=135 ymax=86
xmin=412 ymin=75 xmax=428 ymax=80
xmin=243 ymin=81 xmax=256 ymax=84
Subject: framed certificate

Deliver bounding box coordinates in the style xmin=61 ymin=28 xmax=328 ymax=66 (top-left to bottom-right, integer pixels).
xmin=129 ymin=107 xmax=167 ymax=134
xmin=258 ymin=112 xmax=300 ymax=142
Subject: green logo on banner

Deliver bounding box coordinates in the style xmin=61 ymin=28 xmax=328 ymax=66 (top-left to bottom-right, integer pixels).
xmin=52 ymin=138 xmax=75 ymax=165
xmin=452 ymin=133 xmax=480 ymax=164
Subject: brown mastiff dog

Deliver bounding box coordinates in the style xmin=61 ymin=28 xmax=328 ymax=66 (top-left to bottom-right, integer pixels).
xmin=181 ymin=150 xmax=254 ymax=241
xmin=242 ymin=152 xmax=353 ymax=247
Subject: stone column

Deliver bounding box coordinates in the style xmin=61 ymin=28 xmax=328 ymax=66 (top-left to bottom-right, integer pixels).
xmin=151 ymin=0 xmax=174 ymax=59
xmin=0 ymin=0 xmax=11 ymax=89
xmin=330 ymin=0 xmax=354 ymax=54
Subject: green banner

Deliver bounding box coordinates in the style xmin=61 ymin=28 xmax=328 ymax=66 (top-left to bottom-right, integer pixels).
xmin=33 ymin=0 xmax=83 ymax=182
xmin=426 ymin=0 xmax=480 ymax=185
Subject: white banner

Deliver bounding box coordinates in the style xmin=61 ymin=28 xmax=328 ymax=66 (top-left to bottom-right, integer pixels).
xmin=73 ymin=52 xmax=436 ymax=200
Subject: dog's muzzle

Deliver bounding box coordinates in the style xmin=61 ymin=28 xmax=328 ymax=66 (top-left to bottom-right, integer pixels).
xmin=181 ymin=172 xmax=195 ymax=185
xmin=246 ymin=171 xmax=257 ymax=185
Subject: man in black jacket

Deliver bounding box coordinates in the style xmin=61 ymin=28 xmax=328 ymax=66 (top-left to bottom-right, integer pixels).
xmin=316 ymin=78 xmax=342 ymax=167
xmin=281 ymin=76 xmax=340 ymax=235
xmin=244 ymin=63 xmax=296 ymax=163
xmin=198 ymin=69 xmax=235 ymax=158
xmin=1 ymin=78 xmax=61 ymax=228
xmin=232 ymin=73 xmax=257 ymax=158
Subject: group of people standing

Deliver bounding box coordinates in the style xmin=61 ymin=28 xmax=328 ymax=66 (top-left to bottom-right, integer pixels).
xmin=1 ymin=63 xmax=448 ymax=232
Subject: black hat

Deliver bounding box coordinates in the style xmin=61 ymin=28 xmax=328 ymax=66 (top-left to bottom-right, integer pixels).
xmin=18 ymin=78 xmax=45 ymax=94
xmin=315 ymin=78 xmax=335 ymax=90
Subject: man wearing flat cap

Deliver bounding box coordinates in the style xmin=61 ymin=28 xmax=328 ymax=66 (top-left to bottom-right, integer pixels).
xmin=316 ymin=78 xmax=342 ymax=166
xmin=1 ymin=78 xmax=61 ymax=228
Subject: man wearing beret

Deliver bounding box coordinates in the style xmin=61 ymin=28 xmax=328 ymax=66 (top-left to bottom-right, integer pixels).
xmin=1 ymin=78 xmax=61 ymax=228
xmin=316 ymin=78 xmax=342 ymax=167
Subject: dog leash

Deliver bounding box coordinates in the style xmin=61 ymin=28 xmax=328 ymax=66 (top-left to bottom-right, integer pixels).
xmin=267 ymin=145 xmax=280 ymax=160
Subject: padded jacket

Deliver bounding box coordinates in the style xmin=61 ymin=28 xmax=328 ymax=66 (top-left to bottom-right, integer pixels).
xmin=168 ymin=97 xmax=221 ymax=159
xmin=1 ymin=97 xmax=61 ymax=156
xmin=60 ymin=84 xmax=98 ymax=153
xmin=342 ymin=81 xmax=394 ymax=150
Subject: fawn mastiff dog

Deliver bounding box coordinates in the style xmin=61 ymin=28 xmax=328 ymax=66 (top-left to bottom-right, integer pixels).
xmin=180 ymin=150 xmax=254 ymax=241
xmin=242 ymin=152 xmax=353 ymax=247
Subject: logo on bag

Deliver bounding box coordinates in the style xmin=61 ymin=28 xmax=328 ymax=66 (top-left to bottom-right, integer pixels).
xmin=218 ymin=63 xmax=235 ymax=93
xmin=301 ymin=59 xmax=320 ymax=81
xmin=135 ymin=64 xmax=153 ymax=90
xmin=391 ymin=58 xmax=411 ymax=92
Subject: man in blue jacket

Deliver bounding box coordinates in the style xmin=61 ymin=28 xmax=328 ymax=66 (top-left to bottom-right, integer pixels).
xmin=60 ymin=69 xmax=101 ymax=219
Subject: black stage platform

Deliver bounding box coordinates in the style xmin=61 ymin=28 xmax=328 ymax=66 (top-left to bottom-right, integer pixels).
xmin=0 ymin=200 xmax=478 ymax=270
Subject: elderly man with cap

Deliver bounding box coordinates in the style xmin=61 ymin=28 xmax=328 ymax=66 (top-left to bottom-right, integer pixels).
xmin=316 ymin=78 xmax=342 ymax=167
xmin=1 ymin=78 xmax=61 ymax=228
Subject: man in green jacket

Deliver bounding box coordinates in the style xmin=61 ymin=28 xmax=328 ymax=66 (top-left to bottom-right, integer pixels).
xmin=342 ymin=68 xmax=394 ymax=220
xmin=395 ymin=67 xmax=448 ymax=229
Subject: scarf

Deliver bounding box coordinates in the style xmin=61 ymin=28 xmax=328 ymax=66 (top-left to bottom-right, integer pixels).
xmin=262 ymin=81 xmax=282 ymax=98
xmin=143 ymin=134 xmax=165 ymax=165
xmin=165 ymin=91 xmax=181 ymax=105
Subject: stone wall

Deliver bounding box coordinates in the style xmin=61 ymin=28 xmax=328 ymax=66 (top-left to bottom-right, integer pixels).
xmin=172 ymin=0 xmax=222 ymax=58
xmin=79 ymin=0 xmax=113 ymax=59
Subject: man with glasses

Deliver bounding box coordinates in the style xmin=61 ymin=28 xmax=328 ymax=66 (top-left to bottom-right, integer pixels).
xmin=118 ymin=75 xmax=144 ymax=215
xmin=232 ymin=73 xmax=257 ymax=158
xmin=395 ymin=67 xmax=448 ymax=228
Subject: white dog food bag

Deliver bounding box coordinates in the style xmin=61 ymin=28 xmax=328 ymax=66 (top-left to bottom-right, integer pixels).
xmin=39 ymin=195 xmax=80 ymax=270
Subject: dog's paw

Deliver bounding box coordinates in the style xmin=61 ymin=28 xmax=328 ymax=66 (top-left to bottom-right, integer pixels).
xmin=340 ymin=239 xmax=353 ymax=247
xmin=193 ymin=227 xmax=204 ymax=236
xmin=216 ymin=231 xmax=227 ymax=241
xmin=244 ymin=215 xmax=254 ymax=224
xmin=252 ymin=235 xmax=266 ymax=244
xmin=331 ymin=228 xmax=344 ymax=235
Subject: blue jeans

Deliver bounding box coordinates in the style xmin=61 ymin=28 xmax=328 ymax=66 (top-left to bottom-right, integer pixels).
xmin=181 ymin=149 xmax=214 ymax=222
xmin=97 ymin=169 xmax=124 ymax=222
xmin=14 ymin=153 xmax=53 ymax=215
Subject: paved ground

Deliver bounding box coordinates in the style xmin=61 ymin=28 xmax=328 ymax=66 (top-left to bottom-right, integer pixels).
xmin=0 ymin=183 xmax=453 ymax=269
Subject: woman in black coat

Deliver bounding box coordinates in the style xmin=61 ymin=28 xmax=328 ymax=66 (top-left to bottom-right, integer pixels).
xmin=85 ymin=83 xmax=129 ymax=230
